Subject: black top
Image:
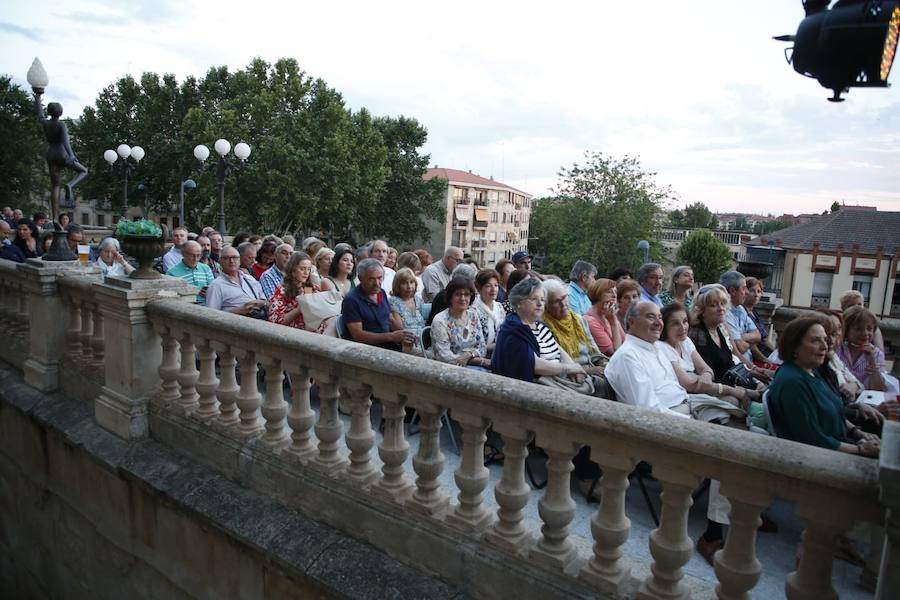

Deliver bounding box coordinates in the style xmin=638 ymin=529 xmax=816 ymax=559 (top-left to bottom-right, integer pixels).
xmin=689 ymin=325 xmax=734 ymax=382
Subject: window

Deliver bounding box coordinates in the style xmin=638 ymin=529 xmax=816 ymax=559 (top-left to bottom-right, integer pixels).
xmin=489 ymin=252 xmax=496 ymax=262
xmin=502 ymin=213 xmax=507 ymax=223
xmin=852 ymin=274 xmax=873 ymax=306
xmin=112 ymin=215 xmax=121 ymax=225
xmin=489 ymin=232 xmax=496 ymax=242
xmin=81 ymin=212 xmax=90 ymax=225
xmin=490 ymin=212 xmax=498 ymax=223
xmin=811 ymin=271 xmax=834 ymax=307
xmin=96 ymin=214 xmax=105 ymax=227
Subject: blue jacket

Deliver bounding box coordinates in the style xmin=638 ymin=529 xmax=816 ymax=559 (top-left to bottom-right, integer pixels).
xmin=492 ymin=313 xmax=540 ymax=382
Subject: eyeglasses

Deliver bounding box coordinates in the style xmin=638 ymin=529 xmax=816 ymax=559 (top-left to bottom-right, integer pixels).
xmin=221 ymin=256 xmax=240 ymax=261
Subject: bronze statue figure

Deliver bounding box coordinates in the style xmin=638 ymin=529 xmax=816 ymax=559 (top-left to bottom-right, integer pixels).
xmin=33 ymin=88 xmax=88 ymax=223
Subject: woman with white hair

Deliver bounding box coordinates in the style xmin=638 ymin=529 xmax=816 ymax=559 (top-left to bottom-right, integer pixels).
xmin=95 ymin=237 xmax=134 ymax=276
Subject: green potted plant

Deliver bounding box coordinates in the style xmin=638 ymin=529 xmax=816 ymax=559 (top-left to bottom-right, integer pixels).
xmin=116 ymin=219 xmax=165 ymax=279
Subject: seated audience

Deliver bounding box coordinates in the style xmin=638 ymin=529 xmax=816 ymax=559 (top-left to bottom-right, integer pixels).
xmin=268 ymin=251 xmax=324 ymax=331
xmin=388 ymin=267 xmax=426 ymax=354
xmin=584 ymin=278 xmax=625 ymax=355
xmin=541 ymin=279 xmax=606 ymax=376
xmin=430 ymin=277 xmax=489 ymax=370
xmin=370 ymin=240 xmax=396 ymax=292
xmin=567 ymin=260 xmax=597 ymax=316
xmin=413 ymin=249 xmax=433 ymax=270
xmin=511 ymin=251 xmax=532 ymax=271
xmin=161 ymin=227 xmax=188 ymax=273
xmin=260 ymin=243 xmax=293 ymax=299
xmin=251 ymin=241 xmax=277 ymax=280
xmin=342 ymin=258 xmax=415 ymax=350
xmin=608 ymin=266 xmax=632 ymax=282
xmin=472 ymin=268 xmax=505 ymax=353
xmin=0 ymin=220 xmax=26 ymax=262
xmin=321 ymin=244 xmax=356 ymax=297
xmin=396 ymin=251 xmax=424 ymax=300
xmin=231 ymin=231 xmax=252 ymax=248
xmin=616 ymin=279 xmax=641 ymax=331
xmin=636 ymin=262 xmax=664 ymax=307
xmin=426 ymin=263 xmax=477 ymax=326
xmin=205 ymin=246 xmax=268 ymax=316
xmin=660 ymin=265 xmax=694 ymax=310
xmin=166 ymin=240 xmax=215 ymax=304
xmin=14 ymin=218 xmax=42 ymax=259
xmin=837 ymin=306 xmax=895 ymax=392
xmin=237 ymin=241 xmax=257 ymax=277
xmin=501 ymin=269 xmax=542 ymax=315
xmin=494 ymin=258 xmax=515 ymax=303
xmin=315 ymin=247 xmax=334 ymax=284
xmin=840 ymin=290 xmax=885 ymax=352
xmin=66 ymin=224 xmax=84 ymax=253
xmin=95 ymin=237 xmax=135 ymax=276
xmin=767 ymin=316 xmax=880 ymax=457
xmin=385 ymin=247 xmax=398 ymax=270
xmin=742 ymin=277 xmax=773 ymax=360
xmin=196 ymin=235 xmax=221 ymax=278
xmin=720 ymin=270 xmax=760 ymax=363
xmin=421 ymin=246 xmax=463 ymax=302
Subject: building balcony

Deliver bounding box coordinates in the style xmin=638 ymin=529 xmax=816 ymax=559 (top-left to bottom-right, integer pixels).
xmin=473 ymin=220 xmax=488 ymax=229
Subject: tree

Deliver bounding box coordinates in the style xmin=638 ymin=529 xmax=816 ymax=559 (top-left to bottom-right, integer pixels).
xmin=530 ymin=152 xmax=673 ymax=278
xmin=732 ymin=215 xmax=750 ymax=231
xmin=0 ymin=77 xmax=46 ymax=212
xmin=830 ymin=201 xmax=841 ymax=213
xmin=676 ymin=229 xmax=732 ymax=285
xmin=752 ymin=219 xmax=792 ymax=235
xmin=669 ymin=201 xmax=718 ymax=229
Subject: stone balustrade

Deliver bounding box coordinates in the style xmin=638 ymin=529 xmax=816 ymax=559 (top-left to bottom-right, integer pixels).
xmin=2 ymin=257 xmax=898 ymax=599
xmin=0 ymin=259 xmax=30 ymax=369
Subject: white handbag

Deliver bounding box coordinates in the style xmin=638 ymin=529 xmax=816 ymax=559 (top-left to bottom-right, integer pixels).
xmin=297 ymin=290 xmax=343 ymax=332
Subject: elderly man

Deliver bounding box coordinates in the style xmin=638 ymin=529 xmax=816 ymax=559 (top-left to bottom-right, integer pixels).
xmin=421 ymin=246 xmax=463 ymax=302
xmin=260 ymin=243 xmax=293 ymax=299
xmin=636 ymin=262 xmax=664 ymax=307
xmin=511 ymin=251 xmax=532 ymax=271
xmin=162 ymin=227 xmax=189 ymax=273
xmin=196 ymin=235 xmax=221 ymax=277
xmin=236 ymin=241 xmax=257 ymax=277
xmin=541 ymin=279 xmax=606 ymax=373
xmin=719 ymin=270 xmax=760 ymax=361
xmin=66 ymin=224 xmax=84 ymax=253
xmin=208 ymin=231 xmax=224 ymax=263
xmin=205 ymin=246 xmax=267 ymax=315
xmin=567 ymin=260 xmax=597 ymax=316
xmin=0 ymin=220 xmax=26 ymax=262
xmin=342 ymin=258 xmax=415 ymax=350
xmin=166 ymin=240 xmax=215 ymax=304
xmin=369 ymin=239 xmax=396 ymax=293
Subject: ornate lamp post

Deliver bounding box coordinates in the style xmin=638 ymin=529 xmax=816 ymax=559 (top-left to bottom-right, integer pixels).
xmin=103 ymin=144 xmax=145 ymax=216
xmin=179 ymin=179 xmax=196 ymax=228
xmin=637 ymin=239 xmax=650 ymax=264
xmin=193 ymin=139 xmax=251 ymax=235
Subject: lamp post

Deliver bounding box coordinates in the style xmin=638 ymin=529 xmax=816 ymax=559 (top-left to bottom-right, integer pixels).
xmin=193 ymin=139 xmax=251 ymax=235
xmin=179 ymin=179 xmax=196 ymax=228
xmin=103 ymin=144 xmax=144 ymax=216
xmin=637 ymin=239 xmax=650 ymax=264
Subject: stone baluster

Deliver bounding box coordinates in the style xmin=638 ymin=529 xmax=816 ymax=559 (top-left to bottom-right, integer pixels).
xmin=878 ymin=421 xmax=900 ymax=600
xmin=156 ymin=325 xmax=181 ymax=406
xmin=16 ymin=282 xmax=29 ymax=320
xmin=194 ymin=341 xmax=220 ymax=420
xmin=447 ymin=411 xmax=492 ymax=530
xmin=79 ymin=301 xmax=93 ymax=359
xmin=530 ymin=439 xmax=578 ymax=570
xmin=485 ymin=425 xmax=534 ymax=552
xmin=637 ymin=466 xmax=699 ymax=600
xmin=175 ymin=332 xmax=200 ymax=415
xmin=65 ymin=296 xmax=82 ymax=355
xmin=580 ymin=454 xmax=636 ymax=592
xmin=313 ymin=379 xmax=347 ymax=470
xmin=260 ymin=356 xmax=290 ymax=450
xmin=713 ymin=484 xmax=770 ymax=600
xmin=212 ymin=344 xmax=240 ymax=426
xmin=233 ymin=349 xmax=263 ymax=437
xmin=407 ymin=403 xmax=450 ymax=516
xmin=343 ymin=384 xmax=378 ymax=483
xmin=89 ymin=302 xmax=105 ymax=361
xmin=785 ymin=498 xmax=855 ymax=600
xmin=285 ymin=367 xmax=316 ymax=460
xmin=373 ymin=393 xmax=413 ymax=500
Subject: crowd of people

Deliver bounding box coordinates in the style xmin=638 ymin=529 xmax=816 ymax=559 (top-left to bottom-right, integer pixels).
xmin=3 ymin=206 xmax=898 ymax=567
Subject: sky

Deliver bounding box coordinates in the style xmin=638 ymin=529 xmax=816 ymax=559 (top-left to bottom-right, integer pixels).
xmin=2 ymin=0 xmax=899 ymax=215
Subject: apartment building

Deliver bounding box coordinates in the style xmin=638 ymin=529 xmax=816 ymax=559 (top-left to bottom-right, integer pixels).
xmin=422 ymin=168 xmax=532 ymax=266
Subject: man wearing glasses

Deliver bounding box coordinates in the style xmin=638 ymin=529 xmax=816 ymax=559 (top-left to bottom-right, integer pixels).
xmin=205 ymin=246 xmax=267 ymax=316
xmin=421 ymin=246 xmax=463 ymax=303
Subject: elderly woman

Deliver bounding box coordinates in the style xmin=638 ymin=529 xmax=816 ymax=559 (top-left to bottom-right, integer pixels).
xmin=689 ymin=284 xmax=769 ymax=386
xmin=426 ymin=263 xmax=477 ymax=326
xmin=13 ymin=218 xmax=41 ymax=258
xmin=616 ymin=279 xmax=641 ymax=331
xmin=768 ymin=317 xmax=880 ymax=457
xmin=389 ymin=267 xmax=426 ymax=353
xmin=660 ymin=265 xmax=694 ymax=310
xmin=95 ymin=237 xmax=135 ymax=276
xmin=385 ymin=247 xmax=398 ymax=270
xmin=320 ymin=245 xmax=355 ymax=297
xmin=472 ymin=268 xmax=505 ymax=353
xmin=430 ymin=277 xmax=489 ymax=370
xmin=837 ymin=306 xmax=893 ymax=392
xmin=541 ymin=278 xmax=605 ymax=368
xmin=501 ymin=269 xmax=541 ymax=315
xmin=268 ymin=252 xmax=322 ymax=331
xmin=584 ymin=278 xmax=625 ymax=355
xmin=396 ymin=251 xmax=424 ymax=299
xmin=742 ymin=277 xmax=773 ymax=360
xmin=314 ymin=247 xmax=334 ymax=282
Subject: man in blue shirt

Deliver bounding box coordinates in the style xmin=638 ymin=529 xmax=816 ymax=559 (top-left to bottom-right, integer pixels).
xmin=259 ymin=243 xmax=293 ymax=299
xmin=166 ymin=241 xmax=214 ymax=304
xmin=567 ymin=260 xmax=596 ymax=316
xmin=342 ymin=258 xmax=416 ymax=351
xmin=720 ymin=270 xmax=760 ymax=362
xmin=637 ymin=262 xmax=664 ymax=307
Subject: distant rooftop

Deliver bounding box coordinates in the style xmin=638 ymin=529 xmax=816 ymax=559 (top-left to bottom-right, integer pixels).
xmin=755 ymin=209 xmax=900 ymax=255
xmin=424 ymin=167 xmax=531 ymax=197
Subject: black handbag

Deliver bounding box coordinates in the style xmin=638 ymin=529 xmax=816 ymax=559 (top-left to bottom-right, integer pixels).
xmin=722 ymin=363 xmax=757 ymax=390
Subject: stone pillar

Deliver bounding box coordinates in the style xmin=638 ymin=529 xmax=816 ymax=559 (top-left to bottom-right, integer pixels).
xmin=18 ymin=259 xmax=83 ymax=392
xmin=485 ymin=425 xmax=533 ymax=552
xmin=876 ymin=421 xmax=900 ymax=600
xmin=372 ymin=393 xmax=413 ymax=501
xmin=714 ymin=484 xmax=770 ymax=600
xmin=447 ymin=411 xmax=492 ymax=531
xmin=93 ymin=276 xmax=196 ymax=439
xmin=407 ymin=403 xmax=450 ymax=517
xmin=530 ymin=439 xmax=579 ymax=571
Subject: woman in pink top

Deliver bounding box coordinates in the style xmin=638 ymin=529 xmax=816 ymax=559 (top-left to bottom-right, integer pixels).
xmin=583 ymin=278 xmax=625 ymax=355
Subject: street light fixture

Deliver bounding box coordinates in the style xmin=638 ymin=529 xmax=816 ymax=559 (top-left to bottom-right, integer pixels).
xmin=103 ymin=144 xmax=145 ymax=216
xmin=637 ymin=239 xmax=650 ymax=264
xmin=180 ymin=179 xmax=196 ymax=228
xmin=193 ymin=139 xmax=251 ymax=235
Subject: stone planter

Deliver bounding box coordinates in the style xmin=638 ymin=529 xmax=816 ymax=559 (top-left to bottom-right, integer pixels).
xmin=120 ymin=234 xmax=165 ymax=279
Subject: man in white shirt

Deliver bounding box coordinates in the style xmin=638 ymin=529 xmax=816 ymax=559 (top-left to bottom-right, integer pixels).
xmin=605 ymin=301 xmax=692 ymax=417
xmin=369 ymin=239 xmax=395 ymax=293
xmin=161 ymin=227 xmax=189 ymax=273
xmin=421 ymin=246 xmax=463 ymax=302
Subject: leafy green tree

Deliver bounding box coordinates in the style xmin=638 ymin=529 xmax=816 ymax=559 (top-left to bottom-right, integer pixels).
xmin=669 ymin=201 xmax=718 ymax=229
xmin=752 ymin=219 xmax=793 ymax=235
xmin=830 ymin=201 xmax=841 ymax=213
xmin=530 ymin=152 xmax=672 ymax=278
xmin=0 ymin=77 xmax=46 ymax=212
xmin=733 ymin=215 xmax=750 ymax=231
xmin=676 ymin=229 xmax=732 ymax=284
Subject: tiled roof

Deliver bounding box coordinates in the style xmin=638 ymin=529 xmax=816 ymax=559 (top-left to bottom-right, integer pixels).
xmin=754 ymin=210 xmax=900 ymax=255
xmin=423 ymin=168 xmax=531 ymax=197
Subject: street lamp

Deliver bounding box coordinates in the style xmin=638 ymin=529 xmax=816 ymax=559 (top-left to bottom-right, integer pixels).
xmin=193 ymin=139 xmax=251 ymax=235
xmin=103 ymin=144 xmax=145 ymax=216
xmin=179 ymin=179 xmax=196 ymax=228
xmin=637 ymin=239 xmax=650 ymax=264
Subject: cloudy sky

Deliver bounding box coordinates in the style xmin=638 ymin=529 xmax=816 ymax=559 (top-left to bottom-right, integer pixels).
xmin=3 ymin=0 xmax=899 ymax=215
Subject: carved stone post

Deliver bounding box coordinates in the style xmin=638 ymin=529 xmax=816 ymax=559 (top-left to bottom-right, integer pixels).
xmin=580 ymin=453 xmax=636 ymax=592
xmin=210 ymin=343 xmax=239 ymax=426
xmin=373 ymin=393 xmax=413 ymax=501
xmin=176 ymin=332 xmax=200 ymax=415
xmin=407 ymin=403 xmax=449 ymax=516
xmin=485 ymin=425 xmax=534 ymax=552
xmin=65 ymin=294 xmax=82 ymax=355
xmin=637 ymin=465 xmax=700 ymax=600
xmin=260 ymin=356 xmax=290 ymax=450
xmin=89 ymin=302 xmax=104 ymax=361
xmin=714 ymin=484 xmax=771 ymax=600
xmin=447 ymin=411 xmax=493 ymax=531
xmin=343 ymin=384 xmax=378 ymax=483
xmin=155 ymin=325 xmax=181 ymax=406
xmin=94 ymin=277 xmax=195 ymax=438
xmin=233 ymin=349 xmax=263 ymax=437
xmin=313 ymin=379 xmax=347 ymax=471
xmin=194 ymin=341 xmax=220 ymax=420
xmin=79 ymin=301 xmax=93 ymax=359
xmin=285 ymin=367 xmax=316 ymax=460
xmin=530 ymin=439 xmax=579 ymax=570
xmin=877 ymin=421 xmax=900 ymax=600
